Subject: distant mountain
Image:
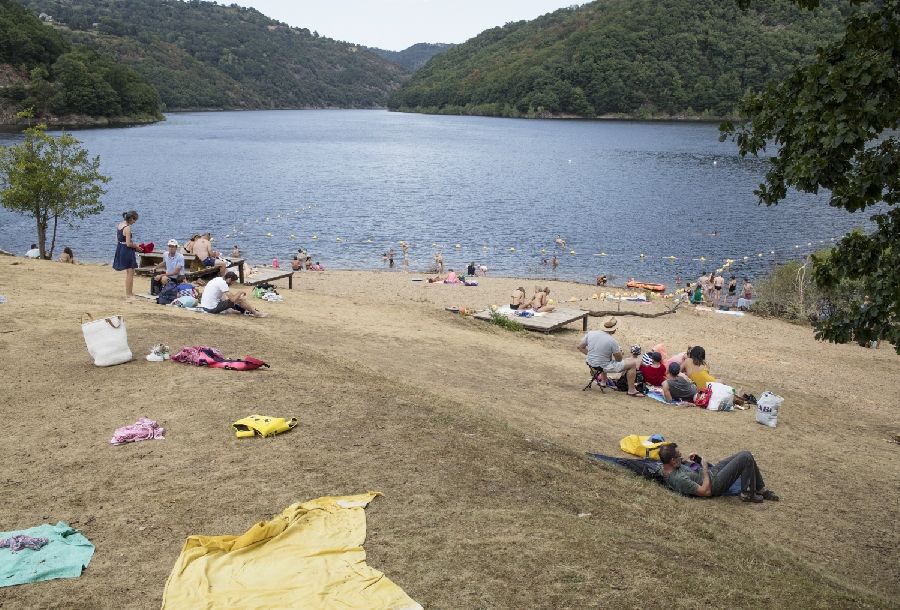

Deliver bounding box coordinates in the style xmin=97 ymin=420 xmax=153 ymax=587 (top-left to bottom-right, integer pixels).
xmin=369 ymin=43 xmax=456 ymax=72
xmin=19 ymin=0 xmax=410 ymax=110
xmin=0 ymin=0 xmax=161 ymax=124
xmin=389 ymin=0 xmax=849 ymax=119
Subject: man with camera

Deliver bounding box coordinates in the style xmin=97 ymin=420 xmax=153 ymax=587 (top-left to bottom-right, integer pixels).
xmin=657 ymin=444 xmax=779 ymax=503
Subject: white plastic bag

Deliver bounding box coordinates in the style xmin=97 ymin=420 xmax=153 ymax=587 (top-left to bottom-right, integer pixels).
xmin=756 ymin=391 xmax=783 ymax=427
xmin=81 ymin=313 xmax=133 ymax=367
xmin=706 ymin=382 xmax=734 ymax=411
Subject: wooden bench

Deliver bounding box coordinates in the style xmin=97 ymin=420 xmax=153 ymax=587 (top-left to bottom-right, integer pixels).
xmin=136 ymin=252 xmax=245 ymax=283
xmin=242 ymin=267 xmax=294 ymax=289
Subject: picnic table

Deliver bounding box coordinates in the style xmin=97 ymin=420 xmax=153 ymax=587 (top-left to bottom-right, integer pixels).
xmin=473 ymin=306 xmax=589 ymax=334
xmin=136 ymin=252 xmax=245 ymax=283
xmin=243 ymin=267 xmax=294 ymax=289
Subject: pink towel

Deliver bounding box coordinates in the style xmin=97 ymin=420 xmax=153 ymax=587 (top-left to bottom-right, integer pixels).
xmin=110 ymin=418 xmax=165 ymax=445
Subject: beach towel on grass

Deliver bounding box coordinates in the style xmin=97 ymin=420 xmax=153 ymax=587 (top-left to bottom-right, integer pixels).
xmin=0 ymin=522 xmax=94 ymax=587
xmin=588 ymin=454 xmax=742 ymax=496
xmin=161 ymin=492 xmax=421 ymax=610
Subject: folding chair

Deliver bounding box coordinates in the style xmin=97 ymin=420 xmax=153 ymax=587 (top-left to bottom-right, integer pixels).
xmin=583 ymin=364 xmax=606 ymax=392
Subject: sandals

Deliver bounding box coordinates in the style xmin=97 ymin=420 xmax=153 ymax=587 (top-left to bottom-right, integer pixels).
xmin=626 ymin=392 xmax=644 ymax=398
xmin=740 ymin=493 xmax=763 ymax=503
xmin=760 ymin=490 xmax=779 ymax=501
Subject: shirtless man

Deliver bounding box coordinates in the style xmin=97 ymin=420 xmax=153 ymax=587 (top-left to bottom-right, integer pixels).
xmin=193 ymin=232 xmax=227 ymax=276
xmin=713 ymin=272 xmax=725 ymax=307
xmin=555 ymin=235 xmax=566 ymax=248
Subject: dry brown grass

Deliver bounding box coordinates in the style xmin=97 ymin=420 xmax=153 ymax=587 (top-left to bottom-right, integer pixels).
xmin=0 ymin=262 xmax=897 ymax=609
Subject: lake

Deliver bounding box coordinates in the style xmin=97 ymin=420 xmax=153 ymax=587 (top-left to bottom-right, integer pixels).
xmin=0 ymin=110 xmax=870 ymax=288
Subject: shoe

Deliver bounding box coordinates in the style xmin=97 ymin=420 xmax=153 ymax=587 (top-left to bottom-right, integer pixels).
xmin=146 ymin=344 xmax=165 ymax=362
xmin=161 ymin=345 xmax=171 ymax=360
xmin=743 ymin=393 xmax=757 ymax=405
xmin=740 ymin=493 xmax=763 ymax=503
xmin=760 ymin=490 xmax=779 ymax=501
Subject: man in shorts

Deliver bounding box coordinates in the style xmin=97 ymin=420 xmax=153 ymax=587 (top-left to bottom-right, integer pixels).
xmin=199 ymin=272 xmax=267 ymax=317
xmin=713 ymin=272 xmax=725 ymax=307
xmin=576 ymin=316 xmax=642 ymax=396
xmin=193 ymin=232 xmax=227 ymax=276
xmin=153 ymin=239 xmax=185 ymax=289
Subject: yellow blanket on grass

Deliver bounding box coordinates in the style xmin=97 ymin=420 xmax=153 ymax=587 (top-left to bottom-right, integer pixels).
xmin=161 ymin=492 xmax=421 ymax=610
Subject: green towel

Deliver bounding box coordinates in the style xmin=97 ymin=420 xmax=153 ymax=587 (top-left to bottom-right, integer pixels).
xmin=0 ymin=522 xmax=94 ymax=587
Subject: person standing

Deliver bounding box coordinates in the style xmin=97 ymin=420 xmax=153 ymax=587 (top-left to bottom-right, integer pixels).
xmin=113 ymin=210 xmax=141 ymax=300
xmin=467 ymin=261 xmax=476 ymax=276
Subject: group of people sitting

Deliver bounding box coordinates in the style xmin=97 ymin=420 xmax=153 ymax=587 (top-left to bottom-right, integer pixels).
xmin=290 ymin=248 xmax=323 ymax=271
xmin=24 ymin=244 xmax=75 ymax=263
xmin=577 ymin=317 xmax=746 ymax=404
xmin=151 ymin=238 xmax=267 ymax=318
xmin=509 ymin=285 xmax=555 ymax=312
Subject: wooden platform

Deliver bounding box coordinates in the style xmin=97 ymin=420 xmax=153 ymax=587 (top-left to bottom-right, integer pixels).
xmin=243 ymin=268 xmax=294 ymax=289
xmin=473 ymin=306 xmax=589 ymax=334
xmin=136 ymin=251 xmax=246 ymax=283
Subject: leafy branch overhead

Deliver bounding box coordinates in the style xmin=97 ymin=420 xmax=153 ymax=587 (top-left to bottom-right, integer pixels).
xmin=0 ymin=125 xmax=109 ymax=259
xmin=721 ymin=0 xmax=900 ymax=352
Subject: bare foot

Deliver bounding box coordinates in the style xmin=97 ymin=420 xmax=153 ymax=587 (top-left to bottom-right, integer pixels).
xmin=254 ymin=310 xmax=269 ymax=318
xmin=125 ymin=295 xmax=139 ymax=301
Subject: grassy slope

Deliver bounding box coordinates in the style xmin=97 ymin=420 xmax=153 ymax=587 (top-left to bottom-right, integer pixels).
xmin=0 ymin=262 xmax=897 ymax=609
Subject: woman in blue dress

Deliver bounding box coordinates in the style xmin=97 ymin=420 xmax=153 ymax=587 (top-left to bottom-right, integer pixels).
xmin=113 ymin=210 xmax=140 ymax=300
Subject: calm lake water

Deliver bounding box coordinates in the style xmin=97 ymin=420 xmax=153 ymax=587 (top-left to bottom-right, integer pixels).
xmin=0 ymin=110 xmax=871 ymax=288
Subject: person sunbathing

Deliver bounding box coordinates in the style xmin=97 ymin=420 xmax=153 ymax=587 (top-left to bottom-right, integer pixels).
xmin=510 ymin=286 xmax=526 ymax=310
xmin=529 ymin=286 xmax=554 ymax=312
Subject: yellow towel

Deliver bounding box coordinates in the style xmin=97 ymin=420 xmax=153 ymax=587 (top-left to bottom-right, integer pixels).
xmin=161 ymin=492 xmax=421 ymax=610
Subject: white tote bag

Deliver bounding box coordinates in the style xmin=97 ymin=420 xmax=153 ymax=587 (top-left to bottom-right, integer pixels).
xmin=756 ymin=391 xmax=783 ymax=428
xmin=81 ymin=313 xmax=133 ymax=366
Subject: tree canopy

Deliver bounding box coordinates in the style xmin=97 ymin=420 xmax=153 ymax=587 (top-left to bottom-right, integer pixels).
xmin=20 ymin=0 xmax=409 ymax=110
xmin=388 ymin=0 xmax=850 ymax=118
xmin=0 ymin=0 xmax=162 ymax=121
xmin=0 ymin=125 xmax=109 ymax=258
xmin=721 ymin=0 xmax=900 ymax=352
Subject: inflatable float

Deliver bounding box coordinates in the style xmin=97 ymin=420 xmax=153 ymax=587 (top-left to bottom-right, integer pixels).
xmin=627 ymin=280 xmax=666 ymax=292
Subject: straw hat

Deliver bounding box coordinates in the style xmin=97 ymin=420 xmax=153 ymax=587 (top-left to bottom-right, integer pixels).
xmin=602 ymin=316 xmax=618 ymax=332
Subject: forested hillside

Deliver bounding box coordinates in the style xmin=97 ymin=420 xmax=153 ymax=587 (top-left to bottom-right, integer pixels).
xmin=389 ymin=0 xmax=850 ymax=118
xmin=0 ymin=0 xmax=161 ymax=122
xmin=20 ymin=0 xmax=409 ymax=110
xmin=369 ymin=43 xmax=455 ymax=72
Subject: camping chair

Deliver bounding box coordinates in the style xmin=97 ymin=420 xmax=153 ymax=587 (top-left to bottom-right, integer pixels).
xmin=583 ymin=364 xmax=607 ymax=392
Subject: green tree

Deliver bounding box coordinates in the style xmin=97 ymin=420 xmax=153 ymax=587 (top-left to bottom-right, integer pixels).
xmin=721 ymin=0 xmax=900 ymax=352
xmin=0 ymin=125 xmax=109 ymax=259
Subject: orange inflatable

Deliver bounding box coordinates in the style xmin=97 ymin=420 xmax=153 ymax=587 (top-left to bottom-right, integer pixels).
xmin=627 ymin=280 xmax=666 ymax=292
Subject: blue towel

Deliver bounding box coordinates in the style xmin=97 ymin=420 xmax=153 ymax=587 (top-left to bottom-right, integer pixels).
xmin=0 ymin=522 xmax=94 ymax=587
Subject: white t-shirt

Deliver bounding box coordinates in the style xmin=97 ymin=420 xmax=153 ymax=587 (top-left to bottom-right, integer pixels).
xmin=25 ymin=248 xmax=40 ymax=258
xmin=582 ymin=330 xmax=622 ymax=369
xmin=200 ymin=277 xmax=229 ymax=309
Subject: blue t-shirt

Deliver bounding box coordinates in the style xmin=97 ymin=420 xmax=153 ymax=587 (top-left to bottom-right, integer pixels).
xmin=163 ymin=251 xmax=185 ymax=276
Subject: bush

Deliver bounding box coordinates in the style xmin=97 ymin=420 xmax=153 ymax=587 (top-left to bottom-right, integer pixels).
xmin=751 ymin=253 xmax=864 ymax=324
xmin=489 ymin=310 xmax=525 ymax=332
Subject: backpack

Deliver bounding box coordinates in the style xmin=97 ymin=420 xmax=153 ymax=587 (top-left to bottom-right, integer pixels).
xmin=615 ymin=370 xmax=646 ymax=393
xmin=157 ymin=281 xmax=178 ymax=305
xmin=619 ymin=434 xmax=672 ymax=460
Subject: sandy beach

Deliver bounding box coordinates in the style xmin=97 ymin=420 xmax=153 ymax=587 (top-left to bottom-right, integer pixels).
xmin=1 ymin=259 xmax=898 ymax=608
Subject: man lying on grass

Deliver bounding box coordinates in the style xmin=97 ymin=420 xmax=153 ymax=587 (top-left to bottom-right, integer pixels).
xmin=199 ymin=271 xmax=268 ymax=318
xmin=657 ymin=444 xmax=779 ymax=504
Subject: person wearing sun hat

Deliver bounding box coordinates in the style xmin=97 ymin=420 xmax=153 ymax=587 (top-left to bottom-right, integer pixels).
xmin=576 ymin=316 xmax=643 ymax=397
xmin=153 ymin=239 xmax=185 ymax=289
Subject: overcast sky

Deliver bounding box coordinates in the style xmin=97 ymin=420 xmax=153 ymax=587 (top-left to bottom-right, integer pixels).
xmin=234 ymin=0 xmax=582 ymax=50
